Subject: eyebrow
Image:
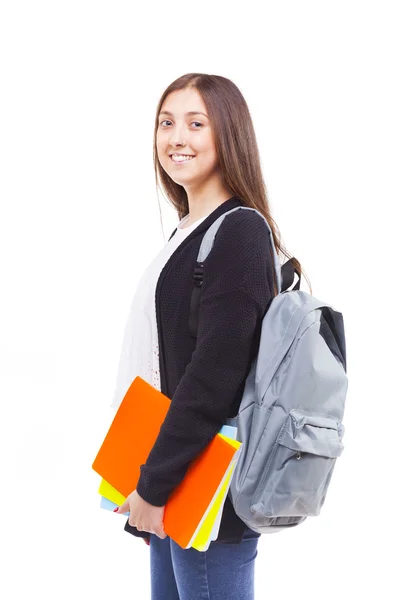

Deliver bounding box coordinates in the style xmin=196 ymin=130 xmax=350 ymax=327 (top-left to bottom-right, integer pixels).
xmin=159 ymin=111 xmax=208 ymax=118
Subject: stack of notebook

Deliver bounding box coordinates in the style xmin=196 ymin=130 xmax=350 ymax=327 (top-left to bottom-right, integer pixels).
xmin=92 ymin=375 xmax=242 ymax=551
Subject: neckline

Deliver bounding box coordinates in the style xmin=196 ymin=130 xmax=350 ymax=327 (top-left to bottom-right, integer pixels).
xmin=178 ymin=214 xmax=208 ymax=231
xmin=177 ymin=198 xmax=241 ymax=231
xmin=169 ymin=196 xmax=242 ymax=242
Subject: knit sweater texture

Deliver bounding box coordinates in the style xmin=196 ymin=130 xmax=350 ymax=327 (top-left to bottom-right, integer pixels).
xmin=124 ymin=196 xmax=275 ymax=544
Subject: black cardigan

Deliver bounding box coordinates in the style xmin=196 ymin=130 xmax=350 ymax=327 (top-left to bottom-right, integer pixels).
xmin=124 ymin=196 xmax=275 ymax=543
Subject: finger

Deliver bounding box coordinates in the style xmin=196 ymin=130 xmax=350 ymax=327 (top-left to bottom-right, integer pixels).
xmin=116 ymin=500 xmax=129 ymax=514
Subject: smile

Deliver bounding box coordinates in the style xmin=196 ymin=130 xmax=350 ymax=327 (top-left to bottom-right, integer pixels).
xmin=170 ymin=155 xmax=195 ymax=164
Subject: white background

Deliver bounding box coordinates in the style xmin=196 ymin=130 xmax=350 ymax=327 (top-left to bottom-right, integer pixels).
xmin=1 ymin=1 xmax=398 ymax=598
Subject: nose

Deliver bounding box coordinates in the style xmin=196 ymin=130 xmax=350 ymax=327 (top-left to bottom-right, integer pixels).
xmin=168 ymin=122 xmax=186 ymax=148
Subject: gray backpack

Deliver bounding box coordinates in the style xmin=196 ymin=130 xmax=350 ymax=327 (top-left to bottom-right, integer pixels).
xmin=189 ymin=206 xmax=348 ymax=534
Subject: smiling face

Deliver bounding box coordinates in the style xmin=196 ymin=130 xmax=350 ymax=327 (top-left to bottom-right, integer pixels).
xmin=156 ymin=88 xmax=222 ymax=192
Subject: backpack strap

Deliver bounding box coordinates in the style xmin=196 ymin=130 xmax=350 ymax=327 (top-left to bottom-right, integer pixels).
xmin=281 ymin=258 xmax=301 ymax=292
xmin=188 ymin=262 xmax=204 ymax=337
xmin=188 ymin=207 xmax=298 ymax=338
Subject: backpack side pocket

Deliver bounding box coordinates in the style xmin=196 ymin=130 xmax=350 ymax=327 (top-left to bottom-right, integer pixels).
xmin=251 ymin=409 xmax=344 ymax=518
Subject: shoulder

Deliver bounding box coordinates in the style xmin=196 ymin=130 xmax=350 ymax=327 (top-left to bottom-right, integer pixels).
xmin=202 ymin=207 xmax=275 ymax=296
xmin=213 ymin=207 xmax=272 ymax=256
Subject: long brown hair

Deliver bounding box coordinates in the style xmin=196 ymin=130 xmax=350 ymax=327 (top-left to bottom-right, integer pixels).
xmin=153 ymin=73 xmax=312 ymax=296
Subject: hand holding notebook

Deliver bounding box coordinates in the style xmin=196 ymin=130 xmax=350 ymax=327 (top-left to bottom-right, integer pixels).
xmin=98 ymin=424 xmax=239 ymax=550
xmin=114 ymin=488 xmax=167 ymax=539
xmin=92 ymin=375 xmax=242 ymax=549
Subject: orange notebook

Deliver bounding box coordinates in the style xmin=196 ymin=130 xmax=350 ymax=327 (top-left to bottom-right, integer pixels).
xmin=92 ymin=375 xmax=239 ymax=549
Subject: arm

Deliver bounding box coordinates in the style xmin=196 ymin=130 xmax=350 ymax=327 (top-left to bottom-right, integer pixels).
xmin=136 ymin=212 xmax=275 ymax=506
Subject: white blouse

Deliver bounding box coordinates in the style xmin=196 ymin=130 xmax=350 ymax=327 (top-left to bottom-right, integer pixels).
xmin=110 ymin=212 xmax=209 ymax=411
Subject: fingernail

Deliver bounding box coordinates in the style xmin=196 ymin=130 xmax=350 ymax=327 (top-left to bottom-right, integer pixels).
xmin=113 ymin=507 xmax=119 ymax=512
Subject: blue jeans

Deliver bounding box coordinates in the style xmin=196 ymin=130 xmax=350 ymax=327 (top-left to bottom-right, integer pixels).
xmin=149 ymin=526 xmax=260 ymax=599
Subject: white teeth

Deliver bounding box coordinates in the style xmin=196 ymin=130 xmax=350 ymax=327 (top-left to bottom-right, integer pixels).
xmin=171 ymin=154 xmax=195 ymax=162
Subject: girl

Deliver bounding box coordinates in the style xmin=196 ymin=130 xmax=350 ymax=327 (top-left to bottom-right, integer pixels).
xmin=113 ymin=73 xmax=309 ymax=600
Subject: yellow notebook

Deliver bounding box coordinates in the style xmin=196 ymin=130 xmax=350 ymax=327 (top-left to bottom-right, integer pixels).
xmin=191 ymin=435 xmax=240 ymax=550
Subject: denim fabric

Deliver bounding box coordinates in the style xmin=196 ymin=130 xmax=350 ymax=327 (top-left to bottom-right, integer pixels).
xmin=149 ymin=526 xmax=260 ymax=599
